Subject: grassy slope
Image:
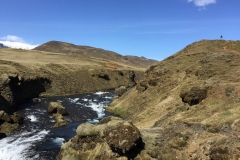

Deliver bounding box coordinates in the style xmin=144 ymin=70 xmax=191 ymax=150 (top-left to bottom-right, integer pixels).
xmin=107 ymin=40 xmax=240 ymax=159
xmin=108 ymin=40 xmax=240 ymax=128
xmin=33 ymin=41 xmax=158 ymax=69
xmin=0 ymin=48 xmax=146 ymax=97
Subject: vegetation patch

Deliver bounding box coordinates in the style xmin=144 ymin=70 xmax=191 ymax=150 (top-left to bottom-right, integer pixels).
xmin=225 ymin=85 xmax=235 ymax=97
xmin=113 ymin=108 xmax=127 ymax=118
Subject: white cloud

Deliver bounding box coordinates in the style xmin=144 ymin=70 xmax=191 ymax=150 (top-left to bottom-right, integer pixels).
xmin=188 ymin=0 xmax=216 ymax=7
xmin=1 ymin=35 xmax=25 ymax=43
xmin=0 ymin=35 xmax=39 ymax=49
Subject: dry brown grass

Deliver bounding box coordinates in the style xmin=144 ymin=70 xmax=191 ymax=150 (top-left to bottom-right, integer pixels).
xmin=108 ymin=40 xmax=240 ymax=129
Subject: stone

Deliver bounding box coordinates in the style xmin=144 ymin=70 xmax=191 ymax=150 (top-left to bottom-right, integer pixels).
xmin=58 ymin=116 xmax=143 ymax=160
xmin=0 ymin=122 xmax=19 ymax=134
xmin=48 ymin=102 xmax=67 ymax=115
xmin=52 ymin=113 xmax=67 ymax=128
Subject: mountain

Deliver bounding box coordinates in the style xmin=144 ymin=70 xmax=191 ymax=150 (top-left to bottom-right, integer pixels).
xmin=0 ymin=43 xmax=8 ymax=48
xmin=0 ymin=41 xmax=38 ymax=49
xmin=107 ymin=40 xmax=240 ymax=159
xmin=33 ymin=41 xmax=158 ymax=69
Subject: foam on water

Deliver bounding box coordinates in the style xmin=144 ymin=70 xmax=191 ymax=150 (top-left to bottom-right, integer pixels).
xmin=68 ymin=98 xmax=79 ymax=103
xmin=87 ymin=119 xmax=99 ymax=123
xmin=86 ymin=102 xmax=106 ymax=119
xmin=0 ymin=130 xmax=49 ymax=160
xmin=0 ymin=90 xmax=115 ymax=159
xmin=27 ymin=115 xmax=38 ymax=122
xmin=52 ymin=137 xmax=65 ymax=146
xmin=94 ymin=91 xmax=108 ymax=95
xmin=82 ymin=98 xmax=88 ymax=101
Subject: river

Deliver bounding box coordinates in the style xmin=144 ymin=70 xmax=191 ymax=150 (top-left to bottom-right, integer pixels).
xmin=0 ymin=91 xmax=115 ymax=160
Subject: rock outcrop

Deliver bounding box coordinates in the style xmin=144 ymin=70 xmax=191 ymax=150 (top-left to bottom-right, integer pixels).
xmin=0 ymin=73 xmax=51 ymax=113
xmin=48 ymin=102 xmax=68 ymax=128
xmin=0 ymin=110 xmax=23 ymax=134
xmin=48 ymin=102 xmax=67 ymax=115
xmin=115 ymin=86 xmax=127 ymax=97
xmin=57 ymin=116 xmax=144 ymax=160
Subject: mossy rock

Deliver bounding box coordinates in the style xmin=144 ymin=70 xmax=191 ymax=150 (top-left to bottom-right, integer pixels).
xmin=0 ymin=122 xmax=19 ymax=134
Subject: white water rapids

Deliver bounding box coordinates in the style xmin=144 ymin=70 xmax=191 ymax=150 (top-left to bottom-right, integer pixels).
xmin=0 ymin=91 xmax=114 ymax=160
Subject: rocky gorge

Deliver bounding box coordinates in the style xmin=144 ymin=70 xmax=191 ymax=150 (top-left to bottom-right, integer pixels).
xmin=2 ymin=40 xmax=240 ymax=160
xmin=0 ymin=42 xmax=157 ymax=159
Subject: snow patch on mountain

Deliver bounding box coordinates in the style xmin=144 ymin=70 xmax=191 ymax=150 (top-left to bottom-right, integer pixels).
xmin=0 ymin=35 xmax=39 ymax=50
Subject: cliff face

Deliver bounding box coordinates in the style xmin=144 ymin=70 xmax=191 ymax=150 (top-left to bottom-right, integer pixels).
xmin=107 ymin=40 xmax=240 ymax=159
xmin=0 ymin=74 xmax=51 ymax=113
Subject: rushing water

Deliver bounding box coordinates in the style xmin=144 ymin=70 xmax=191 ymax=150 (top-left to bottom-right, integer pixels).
xmin=0 ymin=91 xmax=115 ymax=160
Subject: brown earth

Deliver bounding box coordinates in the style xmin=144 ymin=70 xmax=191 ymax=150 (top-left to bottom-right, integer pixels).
xmin=107 ymin=40 xmax=240 ymax=159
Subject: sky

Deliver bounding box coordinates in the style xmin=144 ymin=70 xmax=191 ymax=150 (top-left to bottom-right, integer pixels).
xmin=0 ymin=0 xmax=239 ymax=61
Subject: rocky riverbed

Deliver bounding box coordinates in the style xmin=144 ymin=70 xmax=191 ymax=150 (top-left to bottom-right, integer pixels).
xmin=0 ymin=91 xmax=115 ymax=160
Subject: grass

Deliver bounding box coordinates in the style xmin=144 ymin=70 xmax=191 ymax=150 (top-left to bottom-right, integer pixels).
xmin=113 ymin=108 xmax=127 ymax=118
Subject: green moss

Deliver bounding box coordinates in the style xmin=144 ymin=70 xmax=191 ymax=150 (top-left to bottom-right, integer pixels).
xmin=0 ymin=122 xmax=19 ymax=134
xmin=114 ymin=108 xmax=127 ymax=118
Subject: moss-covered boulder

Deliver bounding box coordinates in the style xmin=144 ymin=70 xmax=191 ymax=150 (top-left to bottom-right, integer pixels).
xmin=57 ymin=116 xmax=144 ymax=160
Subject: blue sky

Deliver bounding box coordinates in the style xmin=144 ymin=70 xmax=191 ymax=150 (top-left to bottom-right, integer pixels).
xmin=0 ymin=0 xmax=239 ymax=60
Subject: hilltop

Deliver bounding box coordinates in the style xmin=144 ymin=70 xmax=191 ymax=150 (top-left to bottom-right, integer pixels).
xmin=107 ymin=40 xmax=240 ymax=159
xmin=34 ymin=41 xmax=158 ymax=68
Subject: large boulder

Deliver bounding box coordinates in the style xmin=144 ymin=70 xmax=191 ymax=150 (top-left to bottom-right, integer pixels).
xmin=0 ymin=122 xmax=19 ymax=134
xmin=57 ymin=116 xmax=144 ymax=160
xmin=0 ymin=110 xmax=24 ymax=134
xmin=48 ymin=102 xmax=67 ymax=115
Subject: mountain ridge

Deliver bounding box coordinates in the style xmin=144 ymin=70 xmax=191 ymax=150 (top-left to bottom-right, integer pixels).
xmin=33 ymin=40 xmax=158 ymax=69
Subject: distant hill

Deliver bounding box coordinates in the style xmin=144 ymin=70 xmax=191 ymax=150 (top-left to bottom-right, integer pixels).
xmin=107 ymin=40 xmax=240 ymax=159
xmin=0 ymin=43 xmax=8 ymax=48
xmin=33 ymin=41 xmax=158 ymax=69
